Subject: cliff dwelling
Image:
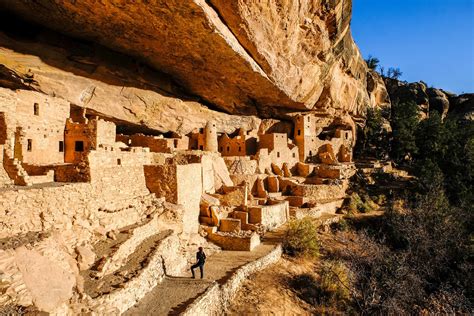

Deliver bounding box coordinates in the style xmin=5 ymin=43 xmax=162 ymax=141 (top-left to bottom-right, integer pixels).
xmin=0 ymin=0 xmax=468 ymax=314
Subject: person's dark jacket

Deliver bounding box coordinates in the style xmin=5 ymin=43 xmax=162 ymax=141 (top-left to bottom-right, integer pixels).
xmin=196 ymin=251 xmax=206 ymax=264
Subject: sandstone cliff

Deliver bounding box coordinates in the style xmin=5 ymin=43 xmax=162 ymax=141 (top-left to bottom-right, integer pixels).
xmin=384 ymin=78 xmax=473 ymax=120
xmin=0 ymin=0 xmax=375 ymax=120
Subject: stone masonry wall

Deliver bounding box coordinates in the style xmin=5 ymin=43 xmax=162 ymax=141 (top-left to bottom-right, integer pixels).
xmin=145 ymin=162 xmax=203 ymax=234
xmin=181 ymin=245 xmax=283 ymax=316
xmin=0 ymin=88 xmax=69 ymax=165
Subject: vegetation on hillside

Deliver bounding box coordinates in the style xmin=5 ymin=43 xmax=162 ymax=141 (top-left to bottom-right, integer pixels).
xmin=283 ymin=218 xmax=319 ymax=258
xmin=365 ymin=55 xmax=379 ymax=70
xmin=313 ymin=105 xmax=473 ymax=314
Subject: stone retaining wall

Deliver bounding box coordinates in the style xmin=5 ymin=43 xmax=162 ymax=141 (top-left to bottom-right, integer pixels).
xmin=181 ymin=244 xmax=282 ymax=315
xmin=207 ymin=232 xmax=260 ymax=251
xmin=93 ymin=232 xmax=186 ymax=314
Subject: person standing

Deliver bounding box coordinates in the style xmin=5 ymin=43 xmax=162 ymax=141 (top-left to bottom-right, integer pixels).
xmin=191 ymin=247 xmax=206 ymax=279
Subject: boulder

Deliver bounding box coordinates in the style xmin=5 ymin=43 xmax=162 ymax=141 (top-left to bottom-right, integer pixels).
xmin=14 ymin=247 xmax=75 ymax=313
xmin=75 ymin=245 xmax=96 ymax=271
xmin=427 ymin=88 xmax=450 ymax=117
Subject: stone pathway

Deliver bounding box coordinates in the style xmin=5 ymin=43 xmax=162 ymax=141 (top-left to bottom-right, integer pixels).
xmin=124 ymin=243 xmax=276 ymax=315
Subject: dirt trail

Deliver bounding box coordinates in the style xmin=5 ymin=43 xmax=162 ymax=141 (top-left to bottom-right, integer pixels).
xmin=124 ymin=243 xmax=276 ymax=315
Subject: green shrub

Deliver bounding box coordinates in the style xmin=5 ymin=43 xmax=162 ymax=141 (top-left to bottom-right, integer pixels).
xmin=331 ymin=218 xmax=349 ymax=232
xmin=319 ymin=260 xmax=351 ymax=303
xmin=289 ymin=263 xmax=352 ymax=312
xmin=283 ymin=218 xmax=319 ymax=258
xmin=347 ymin=193 xmax=377 ymax=213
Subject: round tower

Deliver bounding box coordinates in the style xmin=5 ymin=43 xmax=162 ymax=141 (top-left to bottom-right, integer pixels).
xmin=204 ymin=121 xmax=218 ymax=152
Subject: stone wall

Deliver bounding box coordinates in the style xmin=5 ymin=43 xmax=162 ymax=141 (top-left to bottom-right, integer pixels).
xmin=145 ymin=162 xmax=203 ymax=234
xmin=224 ymin=156 xmax=258 ymax=175
xmin=0 ymin=144 xmax=12 ymax=186
xmin=291 ymin=199 xmax=344 ymax=219
xmin=0 ymin=88 xmax=69 ymax=165
xmin=291 ymin=182 xmax=348 ymax=201
xmin=248 ymin=201 xmax=289 ymax=230
xmin=117 ymin=134 xmax=189 ymax=153
xmin=207 ymin=232 xmax=260 ymax=251
xmin=176 ymin=163 xmax=203 ymax=234
xmin=256 ymin=146 xmax=299 ymax=173
xmin=181 ymin=244 xmax=282 ymax=315
xmin=0 ymin=151 xmax=154 ymax=239
xmin=92 ymin=233 xmax=186 ymax=314
xmin=93 ymin=119 xmax=116 ymax=147
xmin=218 ymin=132 xmax=257 ymax=157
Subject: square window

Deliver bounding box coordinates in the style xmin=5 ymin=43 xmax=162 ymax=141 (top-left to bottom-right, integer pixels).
xmin=75 ymin=141 xmax=84 ymax=152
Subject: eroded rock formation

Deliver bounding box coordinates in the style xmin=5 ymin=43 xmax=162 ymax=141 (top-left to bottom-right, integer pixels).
xmin=384 ymin=77 xmax=473 ymax=120
xmin=0 ymin=0 xmax=375 ymax=118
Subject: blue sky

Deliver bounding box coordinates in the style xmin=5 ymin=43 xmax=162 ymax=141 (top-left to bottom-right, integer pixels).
xmin=351 ymin=0 xmax=474 ymax=94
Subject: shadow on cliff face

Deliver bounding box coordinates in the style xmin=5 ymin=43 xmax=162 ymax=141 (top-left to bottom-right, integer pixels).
xmin=0 ymin=10 xmax=205 ymax=105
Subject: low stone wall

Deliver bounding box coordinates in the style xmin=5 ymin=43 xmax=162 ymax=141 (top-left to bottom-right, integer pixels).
xmin=224 ymin=156 xmax=258 ymax=175
xmin=291 ymin=198 xmax=344 ymax=219
xmin=98 ymin=215 xmax=161 ymax=277
xmin=181 ymin=244 xmax=282 ymax=316
xmin=92 ymin=232 xmax=186 ymax=314
xmin=248 ymin=201 xmax=289 ymax=230
xmin=207 ymin=232 xmax=260 ymax=251
xmin=290 ymin=182 xmax=348 ymax=201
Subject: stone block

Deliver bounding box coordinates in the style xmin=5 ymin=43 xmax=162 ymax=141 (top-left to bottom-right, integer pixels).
xmin=199 ymin=216 xmax=214 ymax=226
xmin=296 ymin=162 xmax=314 ymax=177
xmin=267 ymin=176 xmax=279 ymax=193
xmin=219 ymin=218 xmax=241 ymax=233
xmin=207 ymin=232 xmax=260 ymax=251
xmin=203 ymin=225 xmax=218 ymax=235
xmin=248 ymin=201 xmax=289 ymax=230
xmin=76 ymin=245 xmax=96 ymax=271
xmin=200 ymin=206 xmax=211 ymax=217
xmin=255 ymin=177 xmax=267 ymax=198
xmin=285 ymin=196 xmax=309 ymax=207
xmin=201 ymin=193 xmax=221 ymax=207
xmin=232 ymin=211 xmax=249 ymax=225
xmin=271 ymin=163 xmax=283 ymax=176
xmin=210 ymin=205 xmax=224 ymax=226
xmin=282 ymin=163 xmax=292 ymax=177
xmin=217 ymin=186 xmax=247 ymax=206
